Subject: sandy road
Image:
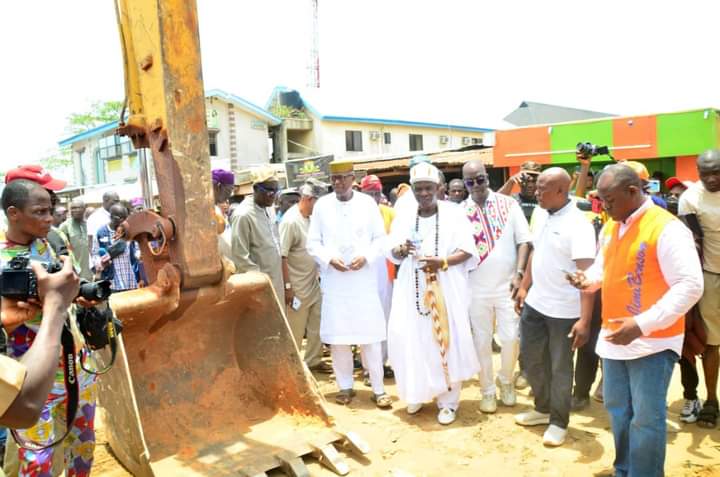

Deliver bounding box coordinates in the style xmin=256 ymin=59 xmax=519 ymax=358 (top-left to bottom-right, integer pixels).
xmin=92 ymin=354 xmax=720 ymax=477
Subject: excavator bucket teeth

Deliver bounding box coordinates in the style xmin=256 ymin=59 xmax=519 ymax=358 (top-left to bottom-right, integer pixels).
xmin=311 ymin=443 xmax=351 ymax=475
xmin=98 ymin=272 xmax=367 ymax=476
xmin=276 ymin=450 xmax=311 ymax=477
xmin=336 ymin=431 xmax=371 ymax=457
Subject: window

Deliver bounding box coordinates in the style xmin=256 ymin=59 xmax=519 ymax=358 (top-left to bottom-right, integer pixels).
xmin=384 ymin=132 xmax=392 ymax=144
xmin=208 ymin=130 xmax=218 ymax=157
xmin=409 ymin=134 xmax=423 ymax=151
xmin=345 ymin=130 xmax=363 ymax=152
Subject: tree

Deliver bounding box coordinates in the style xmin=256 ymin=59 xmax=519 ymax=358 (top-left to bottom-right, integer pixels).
xmin=66 ymin=100 xmax=123 ymax=134
xmin=41 ymin=146 xmax=73 ymax=170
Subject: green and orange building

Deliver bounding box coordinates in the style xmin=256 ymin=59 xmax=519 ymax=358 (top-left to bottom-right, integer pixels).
xmin=493 ymin=108 xmax=720 ymax=184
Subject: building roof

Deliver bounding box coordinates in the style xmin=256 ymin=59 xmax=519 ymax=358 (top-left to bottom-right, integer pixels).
xmin=58 ymin=89 xmax=280 ymax=147
xmin=266 ymin=86 xmax=494 ymax=133
xmin=58 ymin=121 xmax=120 ymax=148
xmin=206 ymin=89 xmax=281 ymax=126
xmin=352 ymin=146 xmax=493 ymax=174
xmin=503 ymin=101 xmax=615 ymax=127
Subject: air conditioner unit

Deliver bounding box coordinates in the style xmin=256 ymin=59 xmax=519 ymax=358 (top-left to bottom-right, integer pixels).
xmin=439 ymin=135 xmax=449 ymax=145
xmin=369 ymin=131 xmax=380 ymax=141
xmin=462 ymin=137 xmax=472 ymax=145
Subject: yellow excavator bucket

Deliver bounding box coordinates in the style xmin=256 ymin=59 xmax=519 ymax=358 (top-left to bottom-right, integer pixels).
xmin=100 ymin=0 xmax=369 ymax=474
xmin=101 ymin=271 xmax=366 ymax=476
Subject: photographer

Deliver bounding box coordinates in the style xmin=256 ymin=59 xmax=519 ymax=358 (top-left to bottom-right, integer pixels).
xmin=497 ymin=161 xmax=542 ymax=223
xmin=0 ymin=179 xmax=98 ymax=477
xmin=1 ymin=257 xmax=79 ymax=428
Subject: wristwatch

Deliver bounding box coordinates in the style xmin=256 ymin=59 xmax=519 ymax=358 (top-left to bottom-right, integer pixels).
xmin=284 ymin=282 xmax=293 ymax=290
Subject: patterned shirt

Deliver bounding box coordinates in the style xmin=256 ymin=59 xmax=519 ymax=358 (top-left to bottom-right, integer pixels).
xmin=91 ymin=224 xmax=139 ymax=291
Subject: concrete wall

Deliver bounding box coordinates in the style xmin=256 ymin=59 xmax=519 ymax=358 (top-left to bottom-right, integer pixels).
xmin=205 ymin=97 xmax=272 ymax=168
xmin=303 ymin=115 xmax=486 ymax=159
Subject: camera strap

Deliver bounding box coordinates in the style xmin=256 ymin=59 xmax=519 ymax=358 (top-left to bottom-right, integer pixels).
xmin=79 ymin=315 xmax=119 ymax=375
xmin=12 ymin=323 xmax=79 ymax=451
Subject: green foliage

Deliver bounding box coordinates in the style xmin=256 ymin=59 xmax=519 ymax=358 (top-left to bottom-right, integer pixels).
xmin=269 ymin=103 xmax=307 ymax=119
xmin=66 ymin=100 xmax=123 ymax=134
xmin=40 ymin=146 xmax=73 ymax=170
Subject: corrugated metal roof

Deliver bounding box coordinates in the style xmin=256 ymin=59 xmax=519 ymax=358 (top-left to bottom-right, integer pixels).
xmin=504 ymin=101 xmax=615 ymax=127
xmin=353 ymin=147 xmax=493 ymax=173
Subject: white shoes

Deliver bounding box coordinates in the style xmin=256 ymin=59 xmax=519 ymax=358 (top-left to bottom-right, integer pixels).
xmin=679 ymin=399 xmax=701 ymax=423
xmin=515 ymin=410 xmax=550 ymax=426
xmin=500 ymin=383 xmax=517 ymax=407
xmin=437 ymin=407 xmax=456 ymax=425
xmin=479 ymin=393 xmax=497 ymax=414
xmin=406 ymin=403 xmax=423 ymax=415
xmin=542 ymin=424 xmax=567 ymax=447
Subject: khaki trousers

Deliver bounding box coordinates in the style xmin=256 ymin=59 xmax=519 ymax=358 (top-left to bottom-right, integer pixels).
xmin=287 ymin=288 xmax=323 ymax=368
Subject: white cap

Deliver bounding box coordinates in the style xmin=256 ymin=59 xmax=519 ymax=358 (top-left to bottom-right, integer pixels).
xmin=409 ymin=163 xmax=441 ymax=185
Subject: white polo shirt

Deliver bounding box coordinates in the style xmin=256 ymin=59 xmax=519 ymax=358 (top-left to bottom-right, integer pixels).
xmin=525 ymin=200 xmax=596 ymax=318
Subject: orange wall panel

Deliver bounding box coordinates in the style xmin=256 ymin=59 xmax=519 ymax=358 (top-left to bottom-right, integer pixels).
xmin=675 ymin=155 xmax=699 ymax=181
xmin=494 ymin=126 xmax=552 ymax=167
xmin=611 ymin=115 xmax=657 ymax=161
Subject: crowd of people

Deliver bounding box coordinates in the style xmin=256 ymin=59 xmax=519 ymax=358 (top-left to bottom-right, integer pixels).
xmin=219 ymin=149 xmax=717 ymax=477
xmin=0 ymin=148 xmax=718 ymax=477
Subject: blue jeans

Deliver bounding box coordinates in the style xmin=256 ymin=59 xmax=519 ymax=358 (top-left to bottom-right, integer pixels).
xmin=603 ymin=350 xmax=678 ymax=477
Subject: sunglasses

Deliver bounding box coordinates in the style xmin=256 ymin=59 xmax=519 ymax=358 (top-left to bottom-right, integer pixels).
xmin=256 ymin=183 xmax=279 ymax=194
xmin=464 ymin=175 xmax=488 ymax=188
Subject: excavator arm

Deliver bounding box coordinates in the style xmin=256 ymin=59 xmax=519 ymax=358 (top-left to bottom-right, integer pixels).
xmin=97 ymin=1 xmax=368 ymax=475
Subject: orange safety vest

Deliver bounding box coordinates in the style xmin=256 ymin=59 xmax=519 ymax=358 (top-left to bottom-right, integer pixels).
xmin=601 ymin=205 xmax=684 ymax=338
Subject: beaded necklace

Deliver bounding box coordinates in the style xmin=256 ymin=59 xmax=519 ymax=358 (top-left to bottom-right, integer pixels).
xmin=414 ymin=205 xmax=439 ymax=317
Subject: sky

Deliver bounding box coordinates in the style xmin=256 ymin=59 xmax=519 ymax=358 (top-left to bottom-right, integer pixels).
xmin=1 ymin=0 xmax=719 ymax=172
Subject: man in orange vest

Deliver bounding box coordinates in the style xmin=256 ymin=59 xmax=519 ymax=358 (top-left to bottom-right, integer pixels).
xmin=569 ymin=164 xmax=704 ymax=477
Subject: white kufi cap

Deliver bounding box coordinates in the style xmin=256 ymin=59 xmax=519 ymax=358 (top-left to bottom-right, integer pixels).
xmin=409 ymin=162 xmax=440 ymax=185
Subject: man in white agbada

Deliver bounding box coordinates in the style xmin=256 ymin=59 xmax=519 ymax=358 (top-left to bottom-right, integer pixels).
xmin=387 ymin=162 xmax=480 ymax=425
xmin=307 ymin=160 xmax=392 ymax=409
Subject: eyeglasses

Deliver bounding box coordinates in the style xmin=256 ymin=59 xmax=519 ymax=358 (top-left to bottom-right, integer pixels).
xmin=330 ymin=174 xmax=354 ymax=182
xmin=463 ymin=175 xmax=488 ymax=188
xmin=256 ymin=183 xmax=279 ymax=194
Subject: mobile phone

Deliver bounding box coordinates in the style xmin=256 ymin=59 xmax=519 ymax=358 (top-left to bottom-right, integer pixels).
xmin=647 ymin=179 xmax=661 ymax=194
xmin=291 ymin=296 xmax=302 ymax=311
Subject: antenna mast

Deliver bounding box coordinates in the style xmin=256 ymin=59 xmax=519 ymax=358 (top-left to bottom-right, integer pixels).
xmin=308 ymin=0 xmax=320 ymax=88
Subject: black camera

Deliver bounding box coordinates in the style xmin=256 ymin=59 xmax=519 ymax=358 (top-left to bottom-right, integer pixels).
xmin=0 ymin=254 xmax=112 ymax=302
xmin=576 ymin=142 xmax=610 ymax=157
xmin=76 ymin=306 xmax=123 ymax=351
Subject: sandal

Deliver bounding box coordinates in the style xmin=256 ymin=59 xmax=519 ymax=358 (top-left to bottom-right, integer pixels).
xmin=308 ymin=361 xmax=333 ymax=374
xmin=697 ymin=400 xmax=718 ymax=429
xmin=371 ymin=393 xmax=393 ymax=409
xmin=335 ymin=389 xmax=356 ymax=405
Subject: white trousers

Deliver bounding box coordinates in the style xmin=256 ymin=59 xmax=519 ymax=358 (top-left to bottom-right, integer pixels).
xmin=407 ymin=381 xmax=462 ymax=410
xmin=331 ymin=343 xmax=385 ymax=395
xmin=470 ymin=294 xmax=519 ymax=395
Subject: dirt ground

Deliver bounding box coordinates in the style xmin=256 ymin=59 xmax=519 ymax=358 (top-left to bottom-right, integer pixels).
xmin=92 ymin=353 xmax=720 ymax=477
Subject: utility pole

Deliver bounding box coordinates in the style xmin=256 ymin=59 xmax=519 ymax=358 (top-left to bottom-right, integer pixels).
xmin=308 ymin=0 xmax=320 ymax=88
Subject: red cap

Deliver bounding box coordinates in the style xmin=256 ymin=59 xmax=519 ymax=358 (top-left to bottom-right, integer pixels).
xmin=360 ymin=174 xmax=382 ymax=192
xmin=665 ymin=177 xmax=686 ymax=191
xmin=5 ymin=165 xmax=67 ymax=191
